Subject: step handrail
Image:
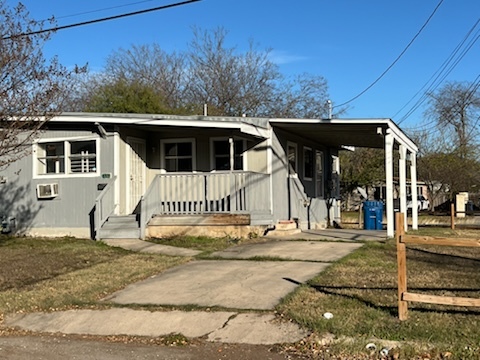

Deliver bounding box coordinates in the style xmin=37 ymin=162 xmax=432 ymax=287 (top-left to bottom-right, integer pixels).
xmin=94 ymin=176 xmax=117 ymax=240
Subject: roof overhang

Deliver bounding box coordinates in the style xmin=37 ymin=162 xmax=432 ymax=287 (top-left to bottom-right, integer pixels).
xmin=50 ymin=113 xmax=271 ymax=139
xmin=270 ymin=118 xmax=417 ymax=153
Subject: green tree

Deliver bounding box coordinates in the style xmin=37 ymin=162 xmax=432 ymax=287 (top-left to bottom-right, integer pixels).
xmin=340 ymin=148 xmax=385 ymax=205
xmin=84 ymin=79 xmax=172 ymax=114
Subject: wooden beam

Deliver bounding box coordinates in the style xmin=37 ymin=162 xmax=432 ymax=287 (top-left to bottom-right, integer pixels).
xmin=403 ymin=292 xmax=480 ymax=307
xmin=401 ymin=235 xmax=480 ymax=247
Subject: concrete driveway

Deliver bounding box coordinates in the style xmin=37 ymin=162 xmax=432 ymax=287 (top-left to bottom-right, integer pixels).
xmin=106 ymin=240 xmax=362 ymax=310
xmin=6 ymin=239 xmax=363 ymax=345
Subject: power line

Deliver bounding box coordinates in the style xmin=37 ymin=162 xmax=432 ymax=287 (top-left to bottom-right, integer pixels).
xmin=392 ymin=20 xmax=480 ymax=120
xmin=2 ymin=0 xmax=201 ymax=40
xmin=53 ymin=1 xmax=160 ymax=21
xmin=333 ymin=0 xmax=444 ymax=109
xmin=396 ymin=21 xmax=480 ymax=125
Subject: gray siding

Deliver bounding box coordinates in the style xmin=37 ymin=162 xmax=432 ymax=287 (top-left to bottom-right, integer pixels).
xmin=270 ymin=128 xmax=333 ymax=229
xmin=0 ymin=129 xmax=114 ymax=236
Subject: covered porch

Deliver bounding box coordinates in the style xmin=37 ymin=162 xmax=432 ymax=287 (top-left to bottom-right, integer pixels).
xmin=270 ymin=118 xmax=418 ymax=238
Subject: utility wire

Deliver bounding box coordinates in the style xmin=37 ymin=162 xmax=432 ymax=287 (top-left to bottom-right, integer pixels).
xmin=2 ymin=0 xmax=201 ymax=40
xmin=333 ymin=0 xmax=444 ymax=109
xmin=397 ymin=23 xmax=480 ymax=125
xmin=393 ymin=18 xmax=480 ymax=121
xmin=53 ymin=0 xmax=159 ymax=20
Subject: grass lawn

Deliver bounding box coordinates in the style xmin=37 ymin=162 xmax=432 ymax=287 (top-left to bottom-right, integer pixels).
xmin=0 ymin=232 xmax=478 ymax=359
xmin=0 ymin=236 xmax=189 ymax=316
xmin=277 ymin=227 xmax=480 ymax=359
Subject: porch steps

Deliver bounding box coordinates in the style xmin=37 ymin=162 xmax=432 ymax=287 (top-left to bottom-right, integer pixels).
xmin=267 ymin=220 xmax=301 ymax=236
xmin=98 ymin=215 xmax=140 ymax=239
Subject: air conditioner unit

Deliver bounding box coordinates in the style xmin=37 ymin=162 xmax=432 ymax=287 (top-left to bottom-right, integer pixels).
xmin=36 ymin=183 xmax=59 ymax=199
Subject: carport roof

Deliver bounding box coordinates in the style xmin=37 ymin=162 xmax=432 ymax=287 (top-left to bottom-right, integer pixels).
xmin=270 ymin=118 xmax=417 ymax=153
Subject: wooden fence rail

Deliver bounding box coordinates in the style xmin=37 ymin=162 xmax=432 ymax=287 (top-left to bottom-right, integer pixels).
xmin=395 ymin=212 xmax=480 ymax=320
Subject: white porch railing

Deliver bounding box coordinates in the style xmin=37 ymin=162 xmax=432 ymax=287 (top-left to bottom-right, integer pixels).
xmin=140 ymin=171 xmax=271 ymax=238
xmin=94 ymin=176 xmax=117 ymax=240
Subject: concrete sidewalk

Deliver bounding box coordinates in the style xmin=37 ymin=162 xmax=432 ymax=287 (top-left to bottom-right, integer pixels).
xmin=6 ymin=237 xmax=364 ymax=345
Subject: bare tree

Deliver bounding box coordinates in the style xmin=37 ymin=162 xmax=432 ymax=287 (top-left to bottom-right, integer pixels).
xmin=104 ymin=44 xmax=188 ymax=110
xmin=186 ymin=27 xmax=280 ymax=116
xmin=0 ymin=1 xmax=84 ymax=168
xmin=426 ymin=81 xmax=480 ymax=158
xmin=79 ymin=27 xmax=332 ymax=119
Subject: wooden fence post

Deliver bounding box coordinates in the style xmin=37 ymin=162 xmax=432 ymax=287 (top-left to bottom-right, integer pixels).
xmin=396 ymin=212 xmax=408 ymax=320
xmin=451 ymin=203 xmax=455 ymax=230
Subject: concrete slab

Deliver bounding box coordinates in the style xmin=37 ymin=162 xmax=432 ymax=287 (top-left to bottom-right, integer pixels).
xmin=207 ymin=313 xmax=309 ymax=344
xmin=211 ymin=240 xmax=363 ymax=261
xmin=6 ymin=309 xmax=235 ymax=338
xmin=106 ymin=260 xmax=329 ymax=310
xmin=101 ymin=239 xmax=201 ymax=257
xmin=6 ymin=310 xmax=308 ymax=345
xmin=268 ymin=229 xmax=387 ymax=242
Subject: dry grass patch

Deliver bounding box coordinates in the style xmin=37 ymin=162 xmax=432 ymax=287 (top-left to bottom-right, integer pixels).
xmin=0 ymin=237 xmax=189 ymax=316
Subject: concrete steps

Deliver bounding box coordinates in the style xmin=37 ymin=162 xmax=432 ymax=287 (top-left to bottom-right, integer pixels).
xmin=98 ymin=215 xmax=140 ymax=239
xmin=266 ymin=220 xmax=301 ymax=236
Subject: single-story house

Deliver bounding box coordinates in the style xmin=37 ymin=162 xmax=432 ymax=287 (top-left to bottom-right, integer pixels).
xmin=0 ymin=112 xmax=418 ymax=239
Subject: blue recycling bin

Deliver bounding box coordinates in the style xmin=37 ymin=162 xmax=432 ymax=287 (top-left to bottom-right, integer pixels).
xmin=363 ymin=201 xmax=384 ymax=230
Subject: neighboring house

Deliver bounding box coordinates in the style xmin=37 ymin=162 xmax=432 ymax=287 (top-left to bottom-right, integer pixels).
xmin=0 ymin=113 xmax=418 ymax=239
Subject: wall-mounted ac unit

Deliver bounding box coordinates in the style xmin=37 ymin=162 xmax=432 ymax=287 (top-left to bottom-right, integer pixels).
xmin=36 ymin=183 xmax=59 ymax=199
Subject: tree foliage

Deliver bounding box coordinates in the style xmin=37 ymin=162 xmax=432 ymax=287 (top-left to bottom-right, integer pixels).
xmin=340 ymin=148 xmax=385 ymax=193
xmin=83 ymin=79 xmax=172 ymax=114
xmin=0 ymin=1 xmax=84 ymax=168
xmin=77 ymin=27 xmax=332 ymax=118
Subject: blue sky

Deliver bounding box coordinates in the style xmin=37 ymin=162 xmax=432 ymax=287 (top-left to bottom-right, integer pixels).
xmin=6 ymin=0 xmax=480 ymax=129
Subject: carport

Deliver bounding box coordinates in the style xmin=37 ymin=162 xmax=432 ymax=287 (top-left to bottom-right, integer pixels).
xmin=270 ymin=118 xmax=419 ymax=237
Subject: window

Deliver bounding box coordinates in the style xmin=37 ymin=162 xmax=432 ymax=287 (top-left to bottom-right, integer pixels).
xmin=304 ymin=147 xmax=313 ymax=180
xmin=70 ymin=141 xmax=97 ymax=173
xmin=211 ymin=138 xmax=245 ymax=170
xmin=287 ymin=142 xmax=297 ymax=175
xmin=315 ymin=150 xmax=324 ymax=198
xmin=36 ymin=138 xmax=98 ymax=176
xmin=161 ymin=139 xmax=195 ymax=172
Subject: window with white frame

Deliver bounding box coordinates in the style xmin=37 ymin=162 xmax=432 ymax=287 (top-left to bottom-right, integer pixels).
xmin=161 ymin=139 xmax=195 ymax=172
xmin=287 ymin=142 xmax=297 ymax=176
xmin=211 ymin=138 xmax=245 ymax=171
xmin=35 ymin=138 xmax=98 ymax=176
xmin=304 ymin=147 xmax=313 ymax=180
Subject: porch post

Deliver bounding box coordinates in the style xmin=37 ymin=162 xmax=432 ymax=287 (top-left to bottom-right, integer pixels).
xmin=229 ymin=137 xmax=234 ymax=171
xmin=410 ymin=152 xmax=418 ymax=230
xmin=399 ymin=144 xmax=408 ymax=231
xmin=229 ymin=137 xmax=236 ymax=212
xmin=385 ymin=132 xmax=395 ymax=237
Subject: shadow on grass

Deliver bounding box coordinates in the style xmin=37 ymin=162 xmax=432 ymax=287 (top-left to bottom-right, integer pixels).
xmin=309 ymin=284 xmax=480 ymax=317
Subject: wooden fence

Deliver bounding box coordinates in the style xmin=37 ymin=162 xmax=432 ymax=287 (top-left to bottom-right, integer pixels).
xmin=395 ymin=212 xmax=480 ymax=320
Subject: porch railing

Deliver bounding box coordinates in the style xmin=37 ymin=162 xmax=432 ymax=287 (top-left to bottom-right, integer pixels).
xmin=140 ymin=171 xmax=271 ymax=238
xmin=94 ymin=176 xmax=117 ymax=240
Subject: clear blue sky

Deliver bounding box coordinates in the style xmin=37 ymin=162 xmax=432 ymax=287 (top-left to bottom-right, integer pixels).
xmin=6 ymin=0 xmax=480 ymax=129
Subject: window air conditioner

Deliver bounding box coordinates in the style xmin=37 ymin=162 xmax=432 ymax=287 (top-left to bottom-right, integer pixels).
xmin=36 ymin=183 xmax=59 ymax=199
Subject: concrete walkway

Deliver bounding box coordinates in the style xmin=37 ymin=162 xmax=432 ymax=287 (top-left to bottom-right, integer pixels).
xmin=6 ymin=233 xmax=367 ymax=345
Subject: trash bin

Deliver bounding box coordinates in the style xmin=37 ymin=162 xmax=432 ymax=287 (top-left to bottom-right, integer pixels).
xmin=363 ymin=201 xmax=383 ymax=230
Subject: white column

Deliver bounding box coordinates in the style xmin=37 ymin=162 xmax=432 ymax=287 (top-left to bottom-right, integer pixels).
xmin=410 ymin=152 xmax=418 ymax=230
xmin=399 ymin=145 xmax=408 ymax=231
xmin=229 ymin=137 xmax=234 ymax=171
xmin=385 ymin=132 xmax=395 ymax=237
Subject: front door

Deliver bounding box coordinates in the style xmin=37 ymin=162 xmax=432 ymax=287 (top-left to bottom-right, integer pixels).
xmin=126 ymin=137 xmax=146 ymax=213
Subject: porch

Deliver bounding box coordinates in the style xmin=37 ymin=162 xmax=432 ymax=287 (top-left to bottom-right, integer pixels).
xmin=95 ymin=171 xmax=273 ymax=239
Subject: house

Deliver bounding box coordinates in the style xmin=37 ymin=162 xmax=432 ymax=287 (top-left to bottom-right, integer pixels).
xmin=0 ymin=112 xmax=418 ymax=239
